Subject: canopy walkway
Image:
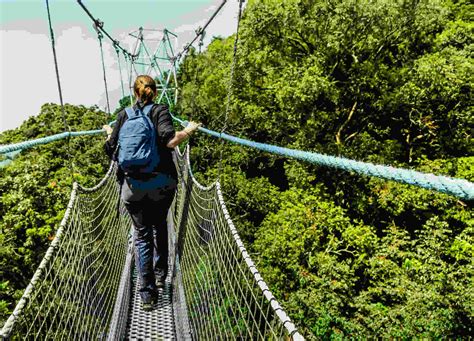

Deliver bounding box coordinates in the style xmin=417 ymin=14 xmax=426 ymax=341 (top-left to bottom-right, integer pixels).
xmin=0 ymin=146 xmax=302 ymax=340
xmin=1 ymin=1 xmax=473 ymax=339
xmin=1 ymin=132 xmax=472 ymax=341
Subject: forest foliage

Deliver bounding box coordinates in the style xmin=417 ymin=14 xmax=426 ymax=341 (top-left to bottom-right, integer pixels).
xmin=177 ymin=0 xmax=473 ymax=338
xmin=0 ymin=0 xmax=472 ymax=338
xmin=0 ymin=105 xmax=110 ymax=324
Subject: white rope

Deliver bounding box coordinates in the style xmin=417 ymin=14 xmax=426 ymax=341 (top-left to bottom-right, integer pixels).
xmin=0 ymin=163 xmax=132 ymax=339
xmin=171 ymin=145 xmax=304 ymax=340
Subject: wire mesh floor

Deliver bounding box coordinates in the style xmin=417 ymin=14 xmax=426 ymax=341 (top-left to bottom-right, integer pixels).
xmin=126 ymin=269 xmax=175 ymax=339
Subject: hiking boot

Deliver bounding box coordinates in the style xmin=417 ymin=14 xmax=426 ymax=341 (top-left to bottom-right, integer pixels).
xmin=156 ymin=273 xmax=166 ymax=288
xmin=155 ymin=268 xmax=167 ymax=288
xmin=142 ymin=299 xmax=158 ymax=312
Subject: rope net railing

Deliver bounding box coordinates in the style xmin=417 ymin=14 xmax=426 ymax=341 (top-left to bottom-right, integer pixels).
xmin=171 ymin=145 xmax=304 ymax=340
xmin=0 ymin=163 xmax=133 ymax=340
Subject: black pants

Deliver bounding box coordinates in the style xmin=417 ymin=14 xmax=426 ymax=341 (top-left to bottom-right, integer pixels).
xmin=122 ymin=176 xmax=176 ymax=303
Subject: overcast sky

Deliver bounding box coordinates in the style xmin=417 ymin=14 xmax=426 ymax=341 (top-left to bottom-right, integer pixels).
xmin=0 ymin=0 xmax=245 ymax=132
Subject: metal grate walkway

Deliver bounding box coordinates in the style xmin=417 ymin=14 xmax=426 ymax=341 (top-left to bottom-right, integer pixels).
xmin=123 ymin=209 xmax=186 ymax=340
xmin=126 ymin=269 xmax=175 ymax=339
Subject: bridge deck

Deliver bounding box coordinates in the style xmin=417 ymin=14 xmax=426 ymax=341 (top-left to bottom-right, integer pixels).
xmin=123 ymin=210 xmax=189 ymax=340
xmin=126 ymin=269 xmax=176 ymax=339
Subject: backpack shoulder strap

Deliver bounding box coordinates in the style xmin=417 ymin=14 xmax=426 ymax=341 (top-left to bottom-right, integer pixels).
xmin=142 ymin=103 xmax=155 ymax=117
xmin=124 ymin=106 xmax=135 ymax=119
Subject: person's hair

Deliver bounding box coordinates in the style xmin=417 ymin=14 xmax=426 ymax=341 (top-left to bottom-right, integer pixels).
xmin=134 ymin=75 xmax=157 ymax=104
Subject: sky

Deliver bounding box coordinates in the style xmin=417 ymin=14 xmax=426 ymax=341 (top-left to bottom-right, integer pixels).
xmin=0 ymin=0 xmax=245 ymax=132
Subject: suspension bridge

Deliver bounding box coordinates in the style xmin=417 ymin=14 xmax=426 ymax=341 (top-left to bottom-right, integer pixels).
xmin=1 ymin=0 xmax=473 ymax=340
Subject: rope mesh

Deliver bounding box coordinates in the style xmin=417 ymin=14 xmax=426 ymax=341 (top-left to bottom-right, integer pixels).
xmin=171 ymin=146 xmax=304 ymax=340
xmin=0 ymin=163 xmax=132 ymax=340
xmin=1 ymin=148 xmax=303 ymax=339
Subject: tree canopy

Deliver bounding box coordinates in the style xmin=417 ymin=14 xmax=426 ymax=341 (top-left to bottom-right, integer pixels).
xmin=1 ymin=0 xmax=472 ymax=338
xmin=0 ymin=104 xmax=110 ymax=323
xmin=176 ymin=0 xmax=473 ymax=337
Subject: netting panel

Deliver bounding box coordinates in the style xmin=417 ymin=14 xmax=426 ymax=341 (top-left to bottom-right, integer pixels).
xmin=2 ymin=148 xmax=304 ymax=340
xmin=171 ymin=146 xmax=303 ymax=340
xmin=1 ymin=164 xmax=132 ymax=340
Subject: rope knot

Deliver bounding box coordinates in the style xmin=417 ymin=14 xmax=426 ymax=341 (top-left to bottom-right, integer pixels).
xmin=93 ymin=19 xmax=104 ymax=34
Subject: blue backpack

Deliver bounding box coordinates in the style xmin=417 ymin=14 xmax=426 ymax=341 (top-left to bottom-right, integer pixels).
xmin=118 ymin=104 xmax=159 ymax=174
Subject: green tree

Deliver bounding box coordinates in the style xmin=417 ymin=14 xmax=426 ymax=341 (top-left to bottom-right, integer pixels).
xmin=0 ymin=104 xmax=110 ymax=324
xmin=176 ymin=0 xmax=473 ymax=337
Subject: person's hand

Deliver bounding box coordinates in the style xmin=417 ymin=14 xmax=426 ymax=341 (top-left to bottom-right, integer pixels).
xmin=183 ymin=121 xmax=202 ymax=136
xmin=103 ymin=125 xmax=113 ymax=136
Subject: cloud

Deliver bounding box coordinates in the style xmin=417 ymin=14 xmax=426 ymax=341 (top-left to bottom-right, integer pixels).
xmin=0 ymin=24 xmax=123 ymax=131
xmin=174 ymin=0 xmax=247 ymax=50
xmin=1 ymin=28 xmax=58 ymax=131
xmin=0 ymin=0 xmax=246 ymax=133
xmin=55 ymin=25 xmax=122 ymax=113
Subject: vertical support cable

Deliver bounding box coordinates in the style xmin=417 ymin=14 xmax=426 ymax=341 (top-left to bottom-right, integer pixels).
xmin=172 ymin=58 xmax=179 ymax=105
xmin=97 ymin=30 xmax=111 ymax=115
xmin=190 ymin=30 xmax=205 ymax=121
xmin=115 ymin=44 xmax=126 ymax=99
xmin=170 ymin=32 xmax=180 ymax=106
xmin=124 ymin=52 xmax=135 ymax=108
xmin=218 ymin=0 xmax=244 ymax=177
xmin=222 ymin=0 xmax=244 ymax=135
xmin=139 ymin=27 xmax=145 ymax=75
xmin=45 ymin=0 xmax=75 ymax=178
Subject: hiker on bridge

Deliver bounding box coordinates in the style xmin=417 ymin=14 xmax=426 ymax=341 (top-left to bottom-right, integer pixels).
xmin=103 ymin=75 xmax=201 ymax=311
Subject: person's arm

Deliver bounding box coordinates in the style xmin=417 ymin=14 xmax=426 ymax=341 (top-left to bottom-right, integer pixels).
xmin=166 ymin=122 xmax=201 ymax=149
xmin=103 ymin=110 xmax=125 ymax=159
xmin=154 ymin=104 xmax=201 ymax=149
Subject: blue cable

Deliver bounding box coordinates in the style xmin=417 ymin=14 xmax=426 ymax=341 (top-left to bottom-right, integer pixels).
xmin=172 ymin=115 xmax=474 ymax=201
xmin=1 ymin=115 xmax=472 ymax=201
xmin=0 ymin=120 xmax=115 ymax=155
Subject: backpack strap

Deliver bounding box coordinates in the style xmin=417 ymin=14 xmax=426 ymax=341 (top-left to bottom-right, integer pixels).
xmin=140 ymin=104 xmax=156 ymax=131
xmin=124 ymin=106 xmax=135 ymax=119
xmin=124 ymin=104 xmax=154 ymax=119
xmin=142 ymin=103 xmax=155 ymax=117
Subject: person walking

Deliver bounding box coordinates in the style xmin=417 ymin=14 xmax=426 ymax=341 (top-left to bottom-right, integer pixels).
xmin=103 ymin=74 xmax=201 ymax=311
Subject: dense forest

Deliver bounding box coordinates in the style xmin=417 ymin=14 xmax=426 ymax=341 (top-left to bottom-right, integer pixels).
xmin=0 ymin=105 xmax=110 ymax=323
xmin=178 ymin=0 xmax=473 ymax=337
xmin=1 ymin=0 xmax=472 ymax=338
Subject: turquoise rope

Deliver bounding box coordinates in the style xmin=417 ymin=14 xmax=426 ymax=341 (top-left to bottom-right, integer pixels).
xmin=0 ymin=130 xmax=103 ymax=154
xmin=0 ymin=159 xmax=13 ymax=168
xmin=0 ymin=151 xmax=20 ymax=168
xmin=172 ymin=115 xmax=474 ymax=201
xmin=0 ymin=120 xmax=116 ymax=155
xmin=2 ymin=116 xmax=472 ymax=200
